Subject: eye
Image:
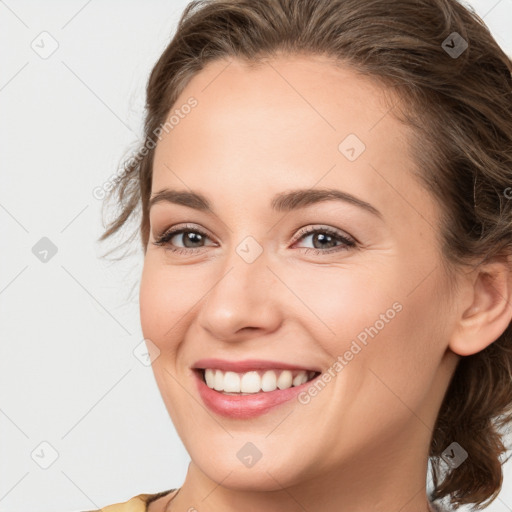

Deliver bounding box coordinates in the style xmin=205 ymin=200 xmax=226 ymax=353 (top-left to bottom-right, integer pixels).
xmin=152 ymin=223 xmax=357 ymax=256
xmin=291 ymin=225 xmax=357 ymax=255
xmin=152 ymin=224 xmax=216 ymax=255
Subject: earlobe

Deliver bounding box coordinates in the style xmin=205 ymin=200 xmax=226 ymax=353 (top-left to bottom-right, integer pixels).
xmin=449 ymin=257 xmax=512 ymax=357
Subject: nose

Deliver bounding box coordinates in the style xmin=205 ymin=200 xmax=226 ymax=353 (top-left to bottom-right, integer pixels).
xmin=196 ymin=246 xmax=283 ymax=342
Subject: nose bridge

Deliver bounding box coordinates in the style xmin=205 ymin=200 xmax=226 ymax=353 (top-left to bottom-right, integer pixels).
xmin=216 ymin=232 xmax=271 ymax=296
xmin=197 ymin=236 xmax=281 ymax=340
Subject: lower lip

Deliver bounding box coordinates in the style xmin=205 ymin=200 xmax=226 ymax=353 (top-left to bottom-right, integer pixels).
xmin=194 ymin=370 xmax=318 ymax=419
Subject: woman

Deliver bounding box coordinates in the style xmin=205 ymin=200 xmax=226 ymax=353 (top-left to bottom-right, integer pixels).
xmin=94 ymin=0 xmax=512 ymax=510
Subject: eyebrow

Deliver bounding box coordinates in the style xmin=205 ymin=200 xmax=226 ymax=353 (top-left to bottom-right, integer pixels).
xmin=148 ymin=187 xmax=383 ymax=219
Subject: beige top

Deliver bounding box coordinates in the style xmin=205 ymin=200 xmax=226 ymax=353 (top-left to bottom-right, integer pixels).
xmin=84 ymin=489 xmax=177 ymax=512
xmin=88 ymin=489 xmax=448 ymax=511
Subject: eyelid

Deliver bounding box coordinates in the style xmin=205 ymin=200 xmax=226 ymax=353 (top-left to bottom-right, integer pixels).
xmin=153 ymin=222 xmax=217 ymax=245
xmin=290 ymin=224 xmax=357 ymax=246
xmin=153 ymin=222 xmax=358 ymax=255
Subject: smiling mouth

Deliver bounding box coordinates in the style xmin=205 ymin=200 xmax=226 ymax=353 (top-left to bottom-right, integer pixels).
xmin=195 ymin=368 xmax=321 ymax=395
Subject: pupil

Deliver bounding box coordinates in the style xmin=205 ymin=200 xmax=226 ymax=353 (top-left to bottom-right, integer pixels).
xmin=184 ymin=231 xmax=203 ymax=247
xmin=314 ymin=233 xmax=335 ymax=249
xmin=180 ymin=231 xmax=338 ymax=249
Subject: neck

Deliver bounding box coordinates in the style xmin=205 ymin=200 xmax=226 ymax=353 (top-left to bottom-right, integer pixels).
xmin=166 ymin=424 xmax=436 ymax=512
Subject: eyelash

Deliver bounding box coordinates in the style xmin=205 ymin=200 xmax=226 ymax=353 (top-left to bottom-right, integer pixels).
xmin=152 ymin=223 xmax=357 ymax=257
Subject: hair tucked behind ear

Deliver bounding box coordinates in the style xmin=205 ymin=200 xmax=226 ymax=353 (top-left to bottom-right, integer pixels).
xmin=98 ymin=0 xmax=512 ymax=508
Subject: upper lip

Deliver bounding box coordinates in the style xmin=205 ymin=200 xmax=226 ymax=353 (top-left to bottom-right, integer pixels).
xmin=192 ymin=358 xmax=321 ymax=373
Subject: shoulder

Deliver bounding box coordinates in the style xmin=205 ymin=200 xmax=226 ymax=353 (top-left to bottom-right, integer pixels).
xmin=82 ymin=489 xmax=177 ymax=512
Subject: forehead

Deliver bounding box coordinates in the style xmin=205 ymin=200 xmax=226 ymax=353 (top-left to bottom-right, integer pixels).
xmin=151 ymin=55 xmax=438 ymax=232
xmin=155 ymin=55 xmax=399 ymax=162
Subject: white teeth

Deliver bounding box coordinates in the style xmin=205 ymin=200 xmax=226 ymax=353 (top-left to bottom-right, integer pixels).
xmin=261 ymin=370 xmax=277 ymax=392
xmin=240 ymin=371 xmax=261 ymax=393
xmin=224 ymin=371 xmax=240 ymax=392
xmin=277 ymin=370 xmax=293 ymax=389
xmin=202 ymin=368 xmax=316 ymax=393
xmin=293 ymin=372 xmax=308 ymax=386
xmin=214 ymin=369 xmax=224 ymax=391
xmin=205 ymin=368 xmax=215 ymax=388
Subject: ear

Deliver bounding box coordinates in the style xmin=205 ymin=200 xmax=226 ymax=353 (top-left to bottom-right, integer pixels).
xmin=449 ymin=255 xmax=512 ymax=357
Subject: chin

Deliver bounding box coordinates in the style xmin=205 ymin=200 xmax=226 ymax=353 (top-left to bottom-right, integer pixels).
xmin=188 ymin=445 xmax=308 ymax=491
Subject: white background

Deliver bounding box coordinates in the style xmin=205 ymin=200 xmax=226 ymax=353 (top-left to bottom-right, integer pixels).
xmin=1 ymin=1 xmax=511 ymax=511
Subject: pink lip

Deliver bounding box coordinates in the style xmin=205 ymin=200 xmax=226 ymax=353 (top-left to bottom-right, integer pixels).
xmin=192 ymin=358 xmax=320 ymax=373
xmin=193 ymin=367 xmax=321 ymax=419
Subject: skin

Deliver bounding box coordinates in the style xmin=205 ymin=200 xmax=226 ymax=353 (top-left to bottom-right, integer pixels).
xmin=141 ymin=55 xmax=512 ymax=512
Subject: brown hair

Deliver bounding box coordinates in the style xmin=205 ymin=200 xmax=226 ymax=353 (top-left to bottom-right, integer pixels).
xmin=98 ymin=0 xmax=512 ymax=508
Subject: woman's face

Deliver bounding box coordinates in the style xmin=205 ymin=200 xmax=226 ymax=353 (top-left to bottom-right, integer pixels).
xmin=140 ymin=55 xmax=460 ymax=493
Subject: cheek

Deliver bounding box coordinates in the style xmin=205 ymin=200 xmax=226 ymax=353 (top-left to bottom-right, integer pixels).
xmin=278 ymin=265 xmax=401 ymax=350
xmin=296 ymin=263 xmax=444 ymax=392
xmin=345 ymin=272 xmax=448 ymax=414
xmin=139 ymin=258 xmax=202 ymax=348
